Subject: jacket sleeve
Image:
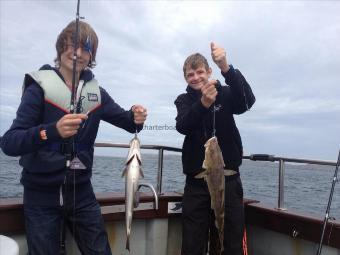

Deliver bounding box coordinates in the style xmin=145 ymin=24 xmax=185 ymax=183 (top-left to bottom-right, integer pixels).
xmin=100 ymin=88 xmax=142 ymax=133
xmin=222 ymin=65 xmax=256 ymax=114
xmin=0 ymin=83 xmax=61 ymax=156
xmin=174 ymin=94 xmax=210 ymax=135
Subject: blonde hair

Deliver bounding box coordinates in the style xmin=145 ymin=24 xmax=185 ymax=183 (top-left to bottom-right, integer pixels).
xmin=55 ymin=20 xmax=98 ymax=68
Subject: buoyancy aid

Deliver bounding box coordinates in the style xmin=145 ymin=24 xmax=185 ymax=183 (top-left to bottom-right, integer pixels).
xmin=23 ymin=69 xmax=101 ymax=114
xmin=18 ymin=69 xmax=101 ymax=177
xmin=1 ymin=66 xmax=137 ymax=196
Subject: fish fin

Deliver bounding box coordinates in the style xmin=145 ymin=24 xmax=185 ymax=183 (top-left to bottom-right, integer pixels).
xmin=125 ymin=154 xmax=135 ymax=165
xmin=126 ymin=237 xmax=130 ymax=251
xmin=195 ymin=170 xmax=207 ymax=179
xmin=202 ymin=160 xmax=207 ymax=169
xmin=136 ymin=153 xmax=142 ymax=165
xmin=126 ymin=152 xmax=142 ymax=166
xmin=139 ymin=168 xmax=144 ymax=178
xmin=121 ymin=167 xmax=127 ymax=178
xmin=134 ymin=191 xmax=140 ymax=208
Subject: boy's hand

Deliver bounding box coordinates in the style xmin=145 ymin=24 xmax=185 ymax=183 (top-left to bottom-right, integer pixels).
xmin=56 ymin=113 xmax=88 ymax=138
xmin=201 ymin=80 xmax=218 ymax=108
xmin=211 ymin=42 xmax=230 ymax=73
xmin=132 ymin=105 xmax=147 ymax=125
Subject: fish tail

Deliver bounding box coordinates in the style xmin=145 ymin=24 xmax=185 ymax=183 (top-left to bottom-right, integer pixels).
xmin=126 ymin=236 xmax=130 ymax=251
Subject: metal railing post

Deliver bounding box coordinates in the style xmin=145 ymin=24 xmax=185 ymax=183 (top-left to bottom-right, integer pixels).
xmin=277 ymin=159 xmax=286 ymax=210
xmin=156 ymin=148 xmax=164 ymax=194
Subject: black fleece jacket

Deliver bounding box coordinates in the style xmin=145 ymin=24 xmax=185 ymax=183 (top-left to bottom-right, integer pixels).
xmin=175 ymin=65 xmax=255 ymax=177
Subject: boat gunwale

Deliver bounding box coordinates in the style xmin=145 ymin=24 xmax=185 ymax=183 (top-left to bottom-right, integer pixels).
xmin=245 ymin=202 xmax=340 ymax=249
xmin=1 ymin=193 xmax=340 ymax=250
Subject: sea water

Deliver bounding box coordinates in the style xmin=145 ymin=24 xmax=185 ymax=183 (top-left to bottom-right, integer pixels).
xmin=0 ymin=151 xmax=339 ymax=220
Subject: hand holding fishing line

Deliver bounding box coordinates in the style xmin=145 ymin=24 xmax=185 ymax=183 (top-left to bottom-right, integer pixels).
xmin=132 ymin=104 xmax=147 ymax=124
xmin=201 ymin=80 xmax=218 ymax=108
xmin=56 ymin=113 xmax=88 ymax=138
xmin=200 ymin=42 xmax=230 ymax=108
xmin=211 ymin=42 xmax=230 ymax=73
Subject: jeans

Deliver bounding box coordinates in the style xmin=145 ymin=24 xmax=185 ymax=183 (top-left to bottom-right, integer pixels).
xmin=24 ymin=184 xmax=111 ymax=255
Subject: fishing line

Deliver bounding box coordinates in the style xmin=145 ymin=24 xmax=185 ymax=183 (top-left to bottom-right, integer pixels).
xmin=212 ymin=102 xmax=216 ymax=137
xmin=316 ymin=149 xmax=340 ymax=255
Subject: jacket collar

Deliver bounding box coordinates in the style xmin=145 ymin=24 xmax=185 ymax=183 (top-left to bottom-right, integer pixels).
xmin=39 ymin=64 xmax=94 ymax=83
xmin=186 ymin=85 xmax=201 ymax=99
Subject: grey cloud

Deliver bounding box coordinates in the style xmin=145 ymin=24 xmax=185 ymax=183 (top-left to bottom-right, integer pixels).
xmin=0 ymin=1 xmax=339 ymax=160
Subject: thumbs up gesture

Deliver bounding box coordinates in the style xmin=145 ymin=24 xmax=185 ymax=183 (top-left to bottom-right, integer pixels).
xmin=210 ymin=42 xmax=230 ymax=73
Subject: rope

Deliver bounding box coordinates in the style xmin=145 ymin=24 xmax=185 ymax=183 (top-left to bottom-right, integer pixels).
xmin=243 ymin=228 xmax=248 ymax=255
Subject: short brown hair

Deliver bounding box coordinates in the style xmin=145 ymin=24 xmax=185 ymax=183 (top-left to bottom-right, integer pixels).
xmin=183 ymin=53 xmax=210 ymax=77
xmin=55 ymin=20 xmax=98 ymax=68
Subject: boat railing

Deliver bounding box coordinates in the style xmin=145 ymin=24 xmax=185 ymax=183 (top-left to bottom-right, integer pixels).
xmin=94 ymin=142 xmax=182 ymax=195
xmin=95 ymin=142 xmax=338 ymax=211
xmin=245 ymin=154 xmax=337 ymax=210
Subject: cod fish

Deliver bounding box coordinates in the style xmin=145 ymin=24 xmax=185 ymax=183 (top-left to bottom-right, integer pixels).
xmin=122 ymin=136 xmax=144 ymax=251
xmin=197 ymin=136 xmax=225 ymax=254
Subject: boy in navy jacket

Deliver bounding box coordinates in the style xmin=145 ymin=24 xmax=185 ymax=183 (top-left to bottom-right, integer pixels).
xmin=1 ymin=20 xmax=147 ymax=254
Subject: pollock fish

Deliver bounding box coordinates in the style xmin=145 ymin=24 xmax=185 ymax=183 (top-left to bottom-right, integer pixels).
xmin=122 ymin=136 xmax=144 ymax=251
xmin=197 ymin=136 xmax=225 ymax=254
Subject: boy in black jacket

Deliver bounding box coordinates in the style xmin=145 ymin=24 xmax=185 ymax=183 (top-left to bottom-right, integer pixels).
xmin=175 ymin=42 xmax=255 ymax=255
xmin=1 ymin=20 xmax=147 ymax=254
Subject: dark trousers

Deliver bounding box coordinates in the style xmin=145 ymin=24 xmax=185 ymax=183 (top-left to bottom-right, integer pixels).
xmin=24 ymin=184 xmax=111 ymax=255
xmin=181 ymin=176 xmax=244 ymax=255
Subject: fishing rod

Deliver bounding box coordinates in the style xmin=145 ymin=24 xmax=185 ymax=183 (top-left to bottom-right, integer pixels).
xmin=70 ymin=1 xmax=81 ymax=115
xmin=316 ymin=149 xmax=340 ymax=255
xmin=60 ymin=0 xmax=82 ymax=253
xmin=64 ymin=0 xmax=81 ymax=170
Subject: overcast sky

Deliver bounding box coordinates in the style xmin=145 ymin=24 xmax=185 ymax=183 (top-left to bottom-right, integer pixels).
xmin=0 ymin=1 xmax=339 ymax=161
